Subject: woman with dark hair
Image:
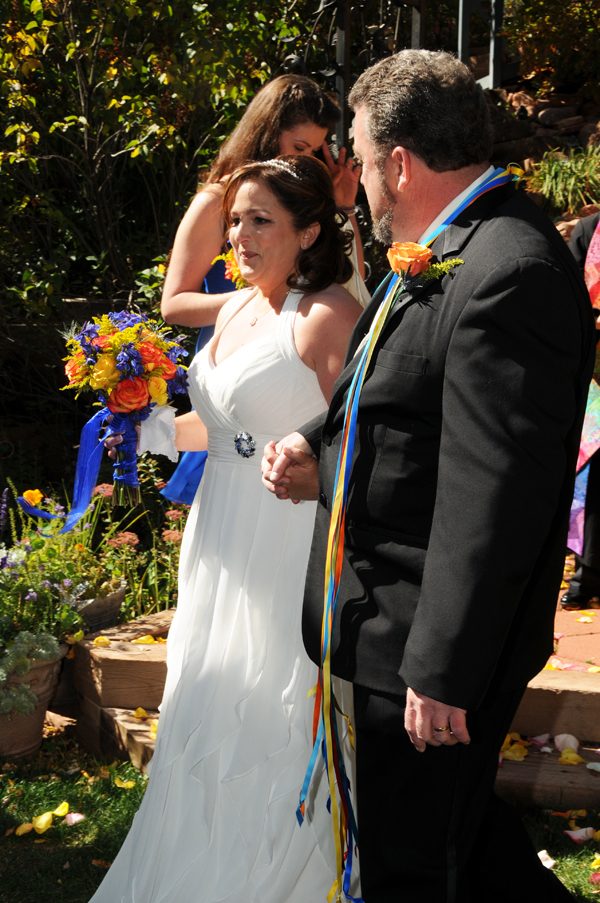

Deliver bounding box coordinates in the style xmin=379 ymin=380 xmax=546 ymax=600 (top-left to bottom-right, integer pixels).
xmin=161 ymin=74 xmax=367 ymax=329
xmin=90 ymin=155 xmax=362 ymax=903
xmin=160 ymin=74 xmax=367 ymax=506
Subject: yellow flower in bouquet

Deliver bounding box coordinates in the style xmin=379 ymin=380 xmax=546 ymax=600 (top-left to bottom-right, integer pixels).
xmin=90 ymin=354 xmax=120 ymax=391
xmin=147 ymin=376 xmax=169 ymax=406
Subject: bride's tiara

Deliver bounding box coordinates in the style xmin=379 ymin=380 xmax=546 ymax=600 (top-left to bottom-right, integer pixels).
xmin=260 ymin=159 xmax=301 ymax=180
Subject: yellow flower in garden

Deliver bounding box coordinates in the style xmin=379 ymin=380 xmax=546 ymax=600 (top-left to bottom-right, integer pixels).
xmin=147 ymin=376 xmax=168 ymax=406
xmin=90 ymin=354 xmax=120 ymax=390
xmin=23 ymin=489 xmax=43 ymax=507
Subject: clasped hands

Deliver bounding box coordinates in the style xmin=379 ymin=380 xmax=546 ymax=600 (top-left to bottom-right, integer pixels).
xmin=260 ymin=433 xmax=319 ymax=503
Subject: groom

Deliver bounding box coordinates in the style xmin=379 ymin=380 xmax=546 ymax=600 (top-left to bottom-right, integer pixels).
xmin=262 ymin=50 xmax=593 ymax=900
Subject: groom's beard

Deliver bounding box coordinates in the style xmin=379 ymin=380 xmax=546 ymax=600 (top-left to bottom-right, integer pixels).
xmin=372 ymin=207 xmax=394 ymax=245
xmin=371 ymin=172 xmax=396 ymax=246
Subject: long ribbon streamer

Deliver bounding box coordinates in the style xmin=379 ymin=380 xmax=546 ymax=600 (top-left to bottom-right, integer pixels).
xmin=17 ymin=410 xmax=135 ymax=534
xmin=298 ymin=164 xmax=521 ymax=902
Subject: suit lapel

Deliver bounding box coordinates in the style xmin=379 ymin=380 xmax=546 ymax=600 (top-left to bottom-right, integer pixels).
xmin=328 ymin=182 xmax=517 ymax=418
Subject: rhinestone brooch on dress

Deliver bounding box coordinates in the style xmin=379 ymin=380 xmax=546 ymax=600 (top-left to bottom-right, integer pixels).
xmin=234 ymin=431 xmax=256 ymax=458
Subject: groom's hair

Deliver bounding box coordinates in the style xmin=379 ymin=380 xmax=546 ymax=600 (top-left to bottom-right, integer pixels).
xmin=348 ymin=50 xmax=492 ymax=173
xmin=222 ymin=155 xmax=353 ymax=294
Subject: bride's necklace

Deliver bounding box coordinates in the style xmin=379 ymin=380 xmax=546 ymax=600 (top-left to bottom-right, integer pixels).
xmin=249 ymin=292 xmax=286 ymax=327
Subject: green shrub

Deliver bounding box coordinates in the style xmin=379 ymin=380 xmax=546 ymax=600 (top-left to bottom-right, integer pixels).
xmin=504 ymin=0 xmax=600 ymax=98
xmin=523 ymin=146 xmax=600 ymax=217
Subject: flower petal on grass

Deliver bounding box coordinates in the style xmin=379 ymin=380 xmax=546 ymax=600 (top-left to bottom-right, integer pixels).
xmin=53 ymin=802 xmax=69 ymax=817
xmin=32 ymin=812 xmax=53 ymax=834
xmin=564 ymin=827 xmax=594 ymax=843
xmin=591 ymin=855 xmax=600 ymax=868
xmin=114 ymin=776 xmax=135 ymax=789
xmin=62 ymin=813 xmax=85 ymax=826
xmin=538 ymin=850 xmax=556 ymax=869
xmin=15 ymin=823 xmax=33 ymax=836
xmin=92 ymin=860 xmax=112 ymax=868
xmin=591 ymin=873 xmax=600 ymax=887
xmin=555 ymin=734 xmax=580 ymax=752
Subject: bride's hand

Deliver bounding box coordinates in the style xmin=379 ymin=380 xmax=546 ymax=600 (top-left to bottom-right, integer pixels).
xmin=262 ymin=436 xmax=319 ymax=503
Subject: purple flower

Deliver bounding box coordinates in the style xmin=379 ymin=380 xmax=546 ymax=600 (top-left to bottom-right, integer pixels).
xmin=116 ymin=343 xmax=144 ymax=378
xmin=54 ymin=504 xmax=66 ymax=516
xmin=42 ymin=580 xmax=52 ymax=588
xmin=108 ymin=311 xmax=147 ymax=330
xmin=167 ymin=366 xmax=188 ymax=400
xmin=83 ymin=523 xmax=92 ymax=529
xmin=75 ymin=321 xmax=100 ymax=343
xmin=0 ymin=556 xmax=7 ymax=569
xmin=24 ymin=591 xmax=37 ymax=601
xmin=62 ymin=578 xmax=73 ymax=587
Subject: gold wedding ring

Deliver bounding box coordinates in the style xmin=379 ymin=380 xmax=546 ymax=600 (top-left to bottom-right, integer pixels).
xmin=433 ymin=725 xmax=450 ymax=732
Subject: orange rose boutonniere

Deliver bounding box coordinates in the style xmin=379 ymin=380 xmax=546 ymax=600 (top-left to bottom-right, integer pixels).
xmin=387 ymin=242 xmax=433 ymax=279
xmin=387 ymin=241 xmax=464 ymax=294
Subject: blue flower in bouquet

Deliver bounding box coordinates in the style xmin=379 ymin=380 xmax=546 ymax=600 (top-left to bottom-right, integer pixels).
xmin=76 ymin=321 xmax=100 ymax=342
xmin=108 ymin=311 xmax=147 ymax=329
xmin=166 ymin=343 xmax=188 ymax=363
xmin=167 ymin=366 xmax=189 ymax=401
xmin=116 ymin=343 xmax=144 ymax=378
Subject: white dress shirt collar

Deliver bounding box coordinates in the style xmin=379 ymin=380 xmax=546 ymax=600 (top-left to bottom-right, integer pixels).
xmin=417 ymin=165 xmax=495 ymax=245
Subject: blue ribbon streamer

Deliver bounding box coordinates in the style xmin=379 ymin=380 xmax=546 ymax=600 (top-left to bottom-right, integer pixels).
xmin=17 ymin=408 xmax=142 ymax=534
xmin=18 ymin=407 xmax=111 ymax=534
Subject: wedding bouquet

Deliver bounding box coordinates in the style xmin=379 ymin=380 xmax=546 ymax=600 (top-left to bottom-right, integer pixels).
xmin=18 ymin=313 xmax=188 ymax=529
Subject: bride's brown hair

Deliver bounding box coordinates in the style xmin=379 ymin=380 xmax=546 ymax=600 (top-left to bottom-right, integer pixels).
xmin=222 ymin=155 xmax=354 ymax=294
xmin=206 ymin=75 xmax=339 ymax=185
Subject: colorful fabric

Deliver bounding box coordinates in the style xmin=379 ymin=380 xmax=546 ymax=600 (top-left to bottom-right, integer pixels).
xmin=568 ymin=460 xmax=590 ymax=557
xmin=585 ymin=218 xmax=600 ymax=309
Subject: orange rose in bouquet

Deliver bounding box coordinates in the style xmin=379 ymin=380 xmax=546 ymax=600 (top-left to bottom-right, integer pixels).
xmin=387 ymin=242 xmax=433 ymax=278
xmin=138 ymin=342 xmax=165 ymax=369
xmin=107 ymin=377 xmax=150 ymax=413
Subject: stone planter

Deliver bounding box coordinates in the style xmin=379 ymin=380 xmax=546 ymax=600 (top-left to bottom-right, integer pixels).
xmin=0 ymin=645 xmax=66 ymax=759
xmin=79 ymin=587 xmax=126 ymax=634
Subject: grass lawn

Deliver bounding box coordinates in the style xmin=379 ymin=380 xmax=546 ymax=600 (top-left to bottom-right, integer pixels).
xmin=2 ymin=722 xmax=600 ymax=902
xmin=0 ymin=723 xmax=146 ymax=903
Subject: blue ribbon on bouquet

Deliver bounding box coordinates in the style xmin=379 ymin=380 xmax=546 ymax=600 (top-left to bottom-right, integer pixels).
xmin=18 ymin=410 xmax=137 ymax=534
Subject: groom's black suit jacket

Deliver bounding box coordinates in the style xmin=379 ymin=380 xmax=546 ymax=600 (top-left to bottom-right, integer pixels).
xmin=301 ymin=183 xmax=595 ymax=710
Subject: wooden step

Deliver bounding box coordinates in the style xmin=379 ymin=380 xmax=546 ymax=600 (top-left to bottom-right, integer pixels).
xmin=510 ymin=671 xmax=600 ymax=743
xmin=495 ymin=744 xmax=600 ymax=809
xmin=73 ymin=609 xmax=175 ymax=710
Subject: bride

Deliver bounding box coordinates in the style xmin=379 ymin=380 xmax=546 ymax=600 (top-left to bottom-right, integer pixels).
xmin=90 ymin=155 xmax=363 ymax=903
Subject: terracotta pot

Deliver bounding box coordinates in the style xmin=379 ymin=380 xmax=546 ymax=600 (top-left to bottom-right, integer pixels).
xmin=80 ymin=586 xmax=126 ymax=634
xmin=0 ymin=646 xmax=66 ymax=759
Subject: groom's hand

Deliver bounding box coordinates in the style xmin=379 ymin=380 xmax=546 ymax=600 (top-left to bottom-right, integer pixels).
xmin=404 ymin=687 xmax=470 ymax=752
xmin=261 ymin=433 xmax=319 ymax=502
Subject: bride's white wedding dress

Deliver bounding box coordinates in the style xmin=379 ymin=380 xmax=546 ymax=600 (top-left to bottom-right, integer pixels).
xmin=90 ymin=290 xmax=348 ymax=903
